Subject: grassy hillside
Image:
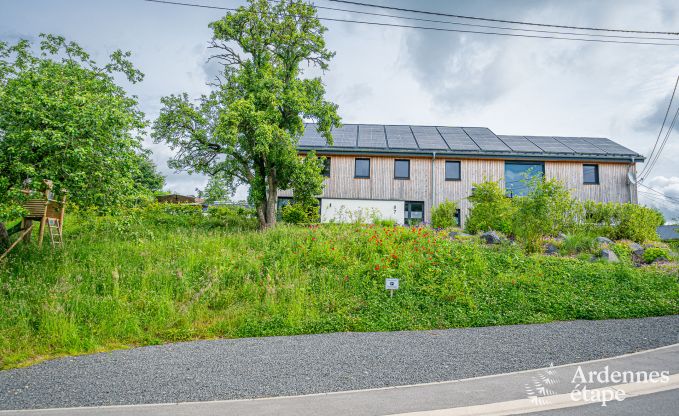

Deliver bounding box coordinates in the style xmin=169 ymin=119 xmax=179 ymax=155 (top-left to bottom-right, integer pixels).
xmin=0 ymin=210 xmax=677 ymax=369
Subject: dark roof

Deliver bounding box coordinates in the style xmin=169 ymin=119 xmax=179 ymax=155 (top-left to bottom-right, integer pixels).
xmin=298 ymin=124 xmax=644 ymax=162
xmin=657 ymin=225 xmax=679 ymax=241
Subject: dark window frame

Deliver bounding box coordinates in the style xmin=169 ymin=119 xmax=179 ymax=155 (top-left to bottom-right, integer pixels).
xmin=404 ymin=201 xmax=425 ymax=226
xmin=583 ymin=164 xmax=600 ymax=185
xmin=445 ymin=160 xmax=461 ymax=181
xmin=354 ymin=158 xmax=371 ymax=179
xmin=322 ymin=157 xmax=331 ymax=177
xmin=394 ymin=159 xmax=410 ymax=180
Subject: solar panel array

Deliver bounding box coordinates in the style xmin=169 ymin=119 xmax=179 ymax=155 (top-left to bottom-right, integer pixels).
xmin=357 ymin=124 xmax=387 ymax=148
xmin=437 ymin=127 xmax=480 ymax=151
xmin=298 ymin=123 xmax=640 ymax=159
xmin=385 ymin=125 xmax=418 ymax=149
xmin=464 ymin=127 xmax=511 ymax=152
xmin=556 ymin=137 xmax=608 ymax=154
xmin=411 ymin=126 xmax=448 ymax=150
xmin=498 ymin=135 xmax=543 ymax=153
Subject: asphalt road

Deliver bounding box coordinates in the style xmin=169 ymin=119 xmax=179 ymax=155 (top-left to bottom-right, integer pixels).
xmin=1 ymin=315 xmax=678 ymax=410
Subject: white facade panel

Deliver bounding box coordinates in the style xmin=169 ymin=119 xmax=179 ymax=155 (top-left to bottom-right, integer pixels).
xmin=321 ymin=199 xmax=405 ymax=224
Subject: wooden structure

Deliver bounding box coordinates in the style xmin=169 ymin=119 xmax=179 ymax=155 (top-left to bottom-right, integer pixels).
xmin=156 ymin=194 xmax=205 ymax=204
xmin=0 ymin=181 xmax=67 ymax=261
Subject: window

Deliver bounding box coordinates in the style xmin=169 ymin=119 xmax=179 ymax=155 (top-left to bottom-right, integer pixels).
xmin=445 ymin=161 xmax=461 ymax=181
xmin=505 ymin=161 xmax=544 ymax=197
xmin=404 ymin=201 xmax=424 ymax=226
xmin=583 ymin=164 xmax=599 ymax=184
xmin=394 ymin=159 xmax=410 ymax=179
xmin=276 ymin=197 xmax=293 ymax=220
xmin=454 ymin=209 xmax=461 ymax=227
xmin=355 ymin=158 xmax=370 ymax=178
xmin=322 ymin=157 xmax=331 ymax=177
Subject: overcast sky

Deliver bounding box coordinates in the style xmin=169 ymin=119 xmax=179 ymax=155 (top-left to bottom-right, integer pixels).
xmin=2 ymin=0 xmax=679 ymax=220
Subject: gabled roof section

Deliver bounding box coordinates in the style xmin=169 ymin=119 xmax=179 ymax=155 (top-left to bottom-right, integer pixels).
xmin=298 ymin=123 xmax=644 ymax=162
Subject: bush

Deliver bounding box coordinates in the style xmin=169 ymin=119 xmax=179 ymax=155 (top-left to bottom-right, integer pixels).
xmin=465 ymin=180 xmax=515 ymax=235
xmin=560 ymin=232 xmax=597 ymax=255
xmin=582 ymin=202 xmax=664 ymax=242
xmin=643 ymin=247 xmax=669 ymax=263
xmin=513 ymin=178 xmax=581 ymax=253
xmin=373 ymin=218 xmax=397 ymax=227
xmin=281 ymin=202 xmax=319 ymax=224
xmin=431 ymin=200 xmax=458 ymax=229
xmin=208 ymin=205 xmax=257 ymax=230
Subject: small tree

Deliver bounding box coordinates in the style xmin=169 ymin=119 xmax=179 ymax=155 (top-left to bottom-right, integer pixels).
xmin=513 ymin=177 xmax=581 ymax=252
xmin=465 ymin=180 xmax=515 ymax=234
xmin=431 ymin=200 xmax=458 ymax=229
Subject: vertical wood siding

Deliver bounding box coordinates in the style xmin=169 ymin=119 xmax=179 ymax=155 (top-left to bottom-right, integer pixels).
xmin=280 ymin=155 xmax=636 ymax=226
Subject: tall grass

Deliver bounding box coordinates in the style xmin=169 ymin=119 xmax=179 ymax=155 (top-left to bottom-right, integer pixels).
xmin=0 ymin=212 xmax=677 ymax=369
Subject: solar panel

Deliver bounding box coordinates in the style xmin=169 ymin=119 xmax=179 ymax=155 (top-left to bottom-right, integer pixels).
xmin=357 ymin=124 xmax=387 ymax=148
xmin=437 ymin=127 xmax=479 ymax=151
xmin=582 ymin=137 xmax=636 ymax=156
xmin=525 ymin=136 xmax=575 ymax=154
xmin=299 ymin=123 xmax=327 ymax=147
xmin=497 ymin=135 xmax=543 ymax=153
xmin=556 ymin=137 xmax=607 ymax=154
xmin=411 ymin=126 xmax=448 ymax=150
xmin=464 ymin=127 xmax=510 ymax=152
xmin=385 ymin=125 xmax=418 ymax=149
xmin=330 ymin=124 xmax=358 ymax=147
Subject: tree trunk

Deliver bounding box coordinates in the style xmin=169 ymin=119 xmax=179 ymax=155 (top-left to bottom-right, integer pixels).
xmin=0 ymin=222 xmax=9 ymax=252
xmin=265 ymin=171 xmax=278 ymax=228
xmin=256 ymin=204 xmax=267 ymax=229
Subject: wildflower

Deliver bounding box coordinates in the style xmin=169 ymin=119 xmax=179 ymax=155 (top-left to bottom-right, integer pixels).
xmin=375 ymin=265 xmax=380 ymax=271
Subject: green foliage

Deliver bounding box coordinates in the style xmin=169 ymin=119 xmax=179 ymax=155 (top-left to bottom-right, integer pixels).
xmin=152 ymin=0 xmax=340 ymax=228
xmin=198 ymin=173 xmax=236 ymax=204
xmin=431 ymin=200 xmax=458 ymax=229
xmin=1 ymin=218 xmax=677 ymax=369
xmin=465 ymin=180 xmax=515 ymax=234
xmin=0 ymin=34 xmax=163 ymax=217
xmin=560 ymin=232 xmax=598 ymax=255
xmin=582 ymin=201 xmax=664 ymax=242
xmin=291 ymin=152 xmax=325 ymax=206
xmin=513 ymin=177 xmax=581 ymax=253
xmin=281 ymin=202 xmax=319 ymax=224
xmin=208 ymin=205 xmax=258 ymax=230
xmin=611 ymin=242 xmax=632 ymax=263
xmin=373 ymin=218 xmax=397 ymax=227
xmin=643 ymin=247 xmax=670 ymax=264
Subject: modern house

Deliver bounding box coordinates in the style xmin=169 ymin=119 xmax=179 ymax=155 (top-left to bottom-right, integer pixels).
xmin=279 ymin=124 xmax=644 ymax=226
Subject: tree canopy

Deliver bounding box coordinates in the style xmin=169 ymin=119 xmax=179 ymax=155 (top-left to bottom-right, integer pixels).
xmin=152 ymin=0 xmax=340 ymax=228
xmin=0 ymin=34 xmax=164 ymax=222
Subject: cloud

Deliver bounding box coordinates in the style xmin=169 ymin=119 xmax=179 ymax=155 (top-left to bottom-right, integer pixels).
xmin=639 ymin=176 xmax=679 ymax=222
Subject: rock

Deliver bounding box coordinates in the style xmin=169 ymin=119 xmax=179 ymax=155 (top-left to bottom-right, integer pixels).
xmin=545 ymin=243 xmax=559 ymax=255
xmin=448 ymin=231 xmax=471 ymax=239
xmin=595 ymin=236 xmax=614 ymax=245
xmin=555 ymin=233 xmax=568 ymax=241
xmin=599 ymin=248 xmax=619 ymax=263
xmin=480 ymin=231 xmax=502 ymax=244
xmin=629 ymin=242 xmax=645 ymax=257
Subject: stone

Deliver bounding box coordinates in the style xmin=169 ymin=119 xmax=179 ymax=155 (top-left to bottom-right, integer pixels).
xmin=595 ymin=236 xmax=614 ymax=245
xmin=448 ymin=231 xmax=471 ymax=239
xmin=480 ymin=231 xmax=502 ymax=244
xmin=555 ymin=233 xmax=568 ymax=241
xmin=545 ymin=243 xmax=559 ymax=255
xmin=599 ymin=248 xmax=620 ymax=263
xmin=629 ymin=242 xmax=645 ymax=257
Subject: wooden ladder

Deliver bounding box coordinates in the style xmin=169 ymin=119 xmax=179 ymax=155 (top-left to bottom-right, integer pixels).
xmin=47 ymin=218 xmax=63 ymax=247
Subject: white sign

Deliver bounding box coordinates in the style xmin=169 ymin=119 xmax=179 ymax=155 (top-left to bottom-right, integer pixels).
xmin=385 ymin=278 xmax=400 ymax=290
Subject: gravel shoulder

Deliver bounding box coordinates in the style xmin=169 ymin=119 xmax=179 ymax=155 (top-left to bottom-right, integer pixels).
xmin=1 ymin=315 xmax=678 ymax=410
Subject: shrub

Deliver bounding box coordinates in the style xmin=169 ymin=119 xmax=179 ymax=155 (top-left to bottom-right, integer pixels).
xmin=513 ymin=178 xmax=581 ymax=253
xmin=431 ymin=200 xmax=458 ymax=229
xmin=560 ymin=232 xmax=597 ymax=255
xmin=643 ymin=247 xmax=669 ymax=263
xmin=281 ymin=202 xmax=319 ymax=224
xmin=208 ymin=205 xmax=257 ymax=230
xmin=582 ymin=202 xmax=664 ymax=242
xmin=465 ymin=180 xmax=515 ymax=234
xmin=373 ymin=218 xmax=397 ymax=227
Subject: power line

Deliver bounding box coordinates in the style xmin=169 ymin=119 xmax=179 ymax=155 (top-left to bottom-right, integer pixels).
xmin=640 ymin=99 xmax=679 ymax=181
xmin=638 ymin=183 xmax=679 ymax=203
xmin=327 ymin=0 xmax=679 ymax=36
xmin=639 ymin=75 xmax=679 ymax=180
xmin=638 ymin=191 xmax=679 ymax=208
xmin=142 ymin=0 xmax=679 ymax=47
xmin=305 ymin=1 xmax=679 ymax=42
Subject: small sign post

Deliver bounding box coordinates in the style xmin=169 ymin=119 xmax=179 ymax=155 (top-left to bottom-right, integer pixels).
xmin=385 ymin=278 xmax=399 ymax=297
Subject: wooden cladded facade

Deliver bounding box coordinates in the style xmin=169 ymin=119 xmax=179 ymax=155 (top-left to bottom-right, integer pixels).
xmin=280 ymin=154 xmax=637 ymax=226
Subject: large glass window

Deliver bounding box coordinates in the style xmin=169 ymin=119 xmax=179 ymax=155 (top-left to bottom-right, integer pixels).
xmin=322 ymin=157 xmax=331 ymax=177
xmin=404 ymin=201 xmax=424 ymax=226
xmin=394 ymin=159 xmax=410 ymax=179
xmin=505 ymin=161 xmax=544 ymax=197
xmin=445 ymin=161 xmax=461 ymax=181
xmin=276 ymin=197 xmax=293 ymax=220
xmin=583 ymin=164 xmax=599 ymax=184
xmin=355 ymin=158 xmax=370 ymax=178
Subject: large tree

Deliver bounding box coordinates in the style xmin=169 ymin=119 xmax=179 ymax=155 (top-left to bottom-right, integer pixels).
xmin=0 ymin=34 xmax=164 ymax=248
xmin=152 ymin=0 xmax=340 ymax=229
